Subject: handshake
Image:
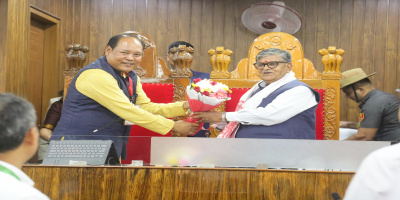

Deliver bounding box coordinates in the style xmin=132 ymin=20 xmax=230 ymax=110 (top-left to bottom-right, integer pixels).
xmin=171 ymin=101 xmax=225 ymax=136
xmin=172 ymin=110 xmax=225 ymax=136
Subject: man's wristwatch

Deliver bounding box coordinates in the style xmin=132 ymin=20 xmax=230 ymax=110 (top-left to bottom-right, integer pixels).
xmin=222 ymin=112 xmax=228 ymax=123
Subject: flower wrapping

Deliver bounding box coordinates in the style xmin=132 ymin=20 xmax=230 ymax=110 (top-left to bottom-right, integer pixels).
xmin=186 ymin=78 xmax=231 ymax=134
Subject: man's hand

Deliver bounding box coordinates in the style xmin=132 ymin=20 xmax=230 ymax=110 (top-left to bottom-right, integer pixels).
xmin=345 ymin=128 xmax=378 ymax=141
xmin=39 ymin=128 xmax=53 ymax=141
xmin=192 ymin=111 xmax=223 ymax=123
xmin=340 ymin=121 xmax=359 ymax=129
xmin=172 ymin=120 xmax=199 ymax=135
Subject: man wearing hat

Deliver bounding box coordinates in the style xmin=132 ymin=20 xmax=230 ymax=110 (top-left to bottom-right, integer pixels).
xmin=340 ymin=68 xmax=400 ymax=141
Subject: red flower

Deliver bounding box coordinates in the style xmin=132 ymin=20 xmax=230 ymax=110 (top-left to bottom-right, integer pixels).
xmin=194 ymin=87 xmax=200 ymax=92
xmin=211 ymin=81 xmax=217 ymax=86
xmin=203 ymin=91 xmax=210 ymax=96
xmin=193 ymin=78 xmax=202 ymax=84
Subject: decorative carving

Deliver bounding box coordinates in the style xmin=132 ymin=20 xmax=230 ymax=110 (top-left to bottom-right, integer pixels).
xmin=254 ymin=41 xmax=267 ymax=50
xmin=285 ymin=42 xmax=296 ymax=50
xmin=323 ymin=87 xmax=337 ymax=139
xmin=212 ymin=103 xmax=225 ymax=112
xmin=170 ymin=45 xmax=194 ymax=78
xmin=319 ymin=46 xmax=344 ymax=80
xmin=64 ymin=44 xmax=89 ymax=97
xmin=133 ymin=66 xmax=147 ymax=78
xmin=270 ymin=36 xmax=282 ymax=46
xmin=173 ymin=85 xmax=186 ymax=102
xmin=65 ymin=44 xmax=89 ymax=72
xmin=208 ymin=47 xmax=233 ymax=79
xmin=253 ymin=35 xmax=296 ymax=51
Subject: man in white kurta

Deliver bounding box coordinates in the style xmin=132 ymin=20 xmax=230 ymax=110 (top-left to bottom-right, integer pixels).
xmin=0 ymin=160 xmax=49 ymax=199
xmin=344 ymin=143 xmax=400 ymax=200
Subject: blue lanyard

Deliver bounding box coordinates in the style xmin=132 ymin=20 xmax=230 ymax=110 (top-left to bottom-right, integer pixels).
xmin=0 ymin=164 xmax=21 ymax=181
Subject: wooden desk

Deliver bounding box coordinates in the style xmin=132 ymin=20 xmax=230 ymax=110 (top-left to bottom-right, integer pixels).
xmin=22 ymin=165 xmax=354 ymax=200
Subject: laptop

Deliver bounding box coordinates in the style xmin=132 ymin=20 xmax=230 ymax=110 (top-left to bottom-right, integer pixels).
xmin=42 ymin=140 xmax=120 ymax=166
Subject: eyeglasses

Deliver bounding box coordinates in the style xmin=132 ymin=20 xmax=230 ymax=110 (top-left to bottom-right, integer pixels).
xmin=253 ymin=61 xmax=288 ymax=70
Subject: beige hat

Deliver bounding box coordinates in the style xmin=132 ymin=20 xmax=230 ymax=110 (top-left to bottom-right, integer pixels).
xmin=340 ymin=68 xmax=376 ymax=88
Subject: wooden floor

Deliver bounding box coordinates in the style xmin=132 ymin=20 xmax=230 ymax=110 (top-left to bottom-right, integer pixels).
xmin=22 ymin=165 xmax=354 ymax=200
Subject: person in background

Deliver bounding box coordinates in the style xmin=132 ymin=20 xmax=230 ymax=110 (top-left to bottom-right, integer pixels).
xmin=51 ymin=34 xmax=198 ymax=159
xmin=166 ymin=41 xmax=210 ymax=81
xmin=343 ymin=107 xmax=400 ymax=199
xmin=340 ymin=68 xmax=400 ymax=141
xmin=166 ymin=41 xmax=211 ymax=137
xmin=193 ymin=48 xmax=320 ymax=139
xmin=0 ymin=93 xmax=49 ymax=199
xmin=37 ymin=90 xmax=64 ymax=161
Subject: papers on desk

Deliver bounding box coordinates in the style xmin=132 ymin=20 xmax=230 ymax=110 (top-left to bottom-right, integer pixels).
xmin=339 ymin=128 xmax=358 ymax=140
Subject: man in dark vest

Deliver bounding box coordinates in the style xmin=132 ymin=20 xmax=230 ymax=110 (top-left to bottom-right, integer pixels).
xmin=193 ymin=48 xmax=320 ymax=139
xmin=340 ymin=68 xmax=400 ymax=141
xmin=52 ymin=34 xmax=199 ymax=159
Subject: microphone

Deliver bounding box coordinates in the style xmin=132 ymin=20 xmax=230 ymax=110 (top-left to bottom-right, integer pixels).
xmin=331 ymin=192 xmax=341 ymax=200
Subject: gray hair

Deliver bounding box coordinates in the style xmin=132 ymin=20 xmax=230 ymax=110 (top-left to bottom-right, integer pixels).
xmin=256 ymin=48 xmax=292 ymax=63
xmin=0 ymin=93 xmax=37 ymax=152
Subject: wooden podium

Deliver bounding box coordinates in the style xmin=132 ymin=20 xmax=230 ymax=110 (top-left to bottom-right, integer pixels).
xmin=22 ymin=165 xmax=354 ymax=199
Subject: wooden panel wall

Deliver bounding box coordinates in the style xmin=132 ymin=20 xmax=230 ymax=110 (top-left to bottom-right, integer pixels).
xmin=3 ymin=0 xmax=30 ymax=96
xmin=0 ymin=0 xmax=8 ymax=92
xmin=2 ymin=0 xmax=400 ymax=122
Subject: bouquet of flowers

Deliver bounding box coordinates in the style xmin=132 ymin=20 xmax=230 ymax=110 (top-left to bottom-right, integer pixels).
xmin=186 ymin=78 xmax=232 ymax=133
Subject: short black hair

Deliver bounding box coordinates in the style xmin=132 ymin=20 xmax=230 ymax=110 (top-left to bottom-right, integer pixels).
xmin=107 ymin=34 xmax=146 ymax=50
xmin=168 ymin=41 xmax=194 ymax=53
xmin=0 ymin=93 xmax=36 ymax=152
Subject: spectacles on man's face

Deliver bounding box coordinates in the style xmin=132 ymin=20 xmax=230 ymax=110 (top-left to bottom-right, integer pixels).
xmin=253 ymin=61 xmax=288 ymax=70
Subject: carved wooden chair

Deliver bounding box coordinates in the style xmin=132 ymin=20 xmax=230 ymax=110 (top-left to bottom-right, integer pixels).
xmin=208 ymin=32 xmax=343 ymax=140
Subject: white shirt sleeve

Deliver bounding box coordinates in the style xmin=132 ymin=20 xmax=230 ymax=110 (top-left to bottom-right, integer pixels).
xmin=226 ymin=86 xmax=318 ymax=126
xmin=343 ymin=144 xmax=400 ymax=200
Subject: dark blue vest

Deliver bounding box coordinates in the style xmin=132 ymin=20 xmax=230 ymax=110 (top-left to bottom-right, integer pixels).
xmin=235 ymin=80 xmax=320 ymax=139
xmin=52 ymin=56 xmax=138 ymax=159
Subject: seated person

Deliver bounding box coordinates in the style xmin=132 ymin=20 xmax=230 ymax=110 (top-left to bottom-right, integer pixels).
xmin=340 ymin=68 xmax=400 ymax=141
xmin=344 ymin=109 xmax=400 ymax=199
xmin=166 ymin=41 xmax=210 ymax=137
xmin=166 ymin=41 xmax=210 ymax=81
xmin=37 ymin=95 xmax=63 ymax=161
xmin=40 ymin=92 xmax=63 ymax=141
xmin=193 ymin=48 xmax=320 ymax=139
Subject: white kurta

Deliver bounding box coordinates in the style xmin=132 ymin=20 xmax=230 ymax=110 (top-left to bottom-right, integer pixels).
xmin=226 ymin=71 xmax=318 ymax=125
xmin=344 ymin=143 xmax=400 ymax=200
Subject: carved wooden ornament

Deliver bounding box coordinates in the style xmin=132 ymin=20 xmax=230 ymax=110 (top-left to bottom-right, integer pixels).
xmin=208 ymin=47 xmax=233 ymax=79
